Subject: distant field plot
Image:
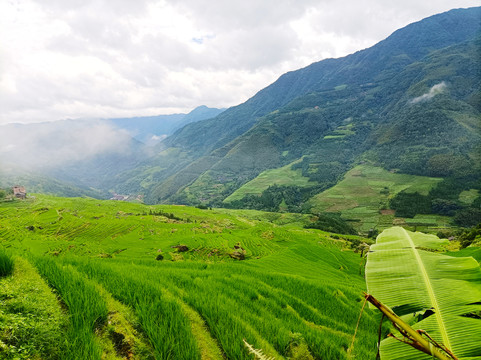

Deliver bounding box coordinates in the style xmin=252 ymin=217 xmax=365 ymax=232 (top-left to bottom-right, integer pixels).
xmin=459 ymin=189 xmax=479 ymax=204
xmin=308 ymin=165 xmax=442 ymax=231
xmin=224 ymin=159 xmax=316 ymax=202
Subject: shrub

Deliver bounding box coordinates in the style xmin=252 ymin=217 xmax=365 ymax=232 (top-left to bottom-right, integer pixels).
xmin=305 ymin=213 xmax=357 ymax=235
xmin=0 ymin=249 xmax=14 ymax=277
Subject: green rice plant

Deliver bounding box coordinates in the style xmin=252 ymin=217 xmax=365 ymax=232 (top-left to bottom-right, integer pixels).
xmin=0 ymin=248 xmax=14 ymax=277
xmin=0 ymin=257 xmax=68 ymax=360
xmin=1 ymin=194 xmax=382 ymax=358
xmin=79 ymin=246 xmax=379 ymax=360
xmin=70 ymin=259 xmax=201 ymax=360
xmin=366 ymin=227 xmax=481 ymax=359
xmin=32 ymin=256 xmax=108 ymax=360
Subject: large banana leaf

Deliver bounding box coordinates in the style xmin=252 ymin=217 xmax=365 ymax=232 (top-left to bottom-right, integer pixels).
xmin=366 ymin=227 xmax=481 ymax=360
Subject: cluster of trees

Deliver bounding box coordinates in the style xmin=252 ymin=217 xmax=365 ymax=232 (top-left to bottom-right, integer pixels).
xmin=225 ymin=184 xmax=326 ymax=213
xmin=304 ymin=213 xmax=357 ymax=235
xmin=458 ymin=223 xmax=481 ymax=248
xmin=0 ymin=187 xmax=14 ymax=200
xmin=145 ymin=209 xmax=183 ymax=221
xmin=389 ymin=176 xmax=481 ymax=227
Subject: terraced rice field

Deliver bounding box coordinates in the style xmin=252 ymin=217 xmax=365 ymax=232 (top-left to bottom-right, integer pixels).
xmin=0 ymin=195 xmax=379 ymax=359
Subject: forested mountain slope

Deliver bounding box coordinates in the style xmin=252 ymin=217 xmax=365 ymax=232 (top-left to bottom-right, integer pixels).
xmin=131 ymin=7 xmax=480 ymax=211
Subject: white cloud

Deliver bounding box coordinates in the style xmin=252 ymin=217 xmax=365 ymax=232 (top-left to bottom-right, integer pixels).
xmin=0 ymin=0 xmax=477 ymax=124
xmin=411 ymin=82 xmax=448 ymax=104
xmin=0 ymin=120 xmax=133 ymax=170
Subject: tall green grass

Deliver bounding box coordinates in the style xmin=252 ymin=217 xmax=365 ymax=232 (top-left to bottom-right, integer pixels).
xmin=33 ymin=257 xmax=108 ymax=360
xmin=63 ymin=247 xmax=379 ymax=359
xmin=70 ymin=259 xmax=201 ymax=360
xmin=0 ymin=257 xmax=68 ymax=360
xmin=1 ymin=195 xmax=380 ymax=358
xmin=0 ymin=248 xmax=14 ymax=277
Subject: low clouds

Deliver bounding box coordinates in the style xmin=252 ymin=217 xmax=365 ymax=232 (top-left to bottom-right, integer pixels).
xmin=0 ymin=0 xmax=476 ymax=124
xmin=411 ymin=82 xmax=447 ymax=104
xmin=0 ymin=121 xmax=133 ymax=171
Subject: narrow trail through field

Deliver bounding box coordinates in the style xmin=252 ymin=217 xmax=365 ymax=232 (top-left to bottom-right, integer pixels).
xmin=400 ymin=228 xmax=451 ymax=350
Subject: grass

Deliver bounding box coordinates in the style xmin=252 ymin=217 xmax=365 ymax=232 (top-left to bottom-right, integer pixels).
xmin=94 ymin=282 xmax=155 ymax=360
xmin=459 ymin=189 xmax=479 ymax=205
xmin=33 ymin=256 xmax=109 ymax=360
xmin=0 ymin=248 xmax=14 ymax=277
xmin=0 ymin=194 xmax=383 ymax=359
xmin=0 ymin=257 xmax=68 ymax=359
xmin=308 ymin=164 xmax=443 ymax=232
xmin=224 ymin=159 xmax=316 ymax=202
xmin=63 ymin=248 xmax=378 ymax=359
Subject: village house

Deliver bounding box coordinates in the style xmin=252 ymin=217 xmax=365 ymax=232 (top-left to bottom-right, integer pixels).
xmin=13 ymin=185 xmax=27 ymax=199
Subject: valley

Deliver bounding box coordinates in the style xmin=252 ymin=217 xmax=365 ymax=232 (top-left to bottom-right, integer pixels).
xmin=0 ymin=6 xmax=480 ymax=360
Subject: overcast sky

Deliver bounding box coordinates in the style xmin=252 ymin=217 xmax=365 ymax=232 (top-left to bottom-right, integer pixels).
xmin=0 ymin=0 xmax=478 ymax=125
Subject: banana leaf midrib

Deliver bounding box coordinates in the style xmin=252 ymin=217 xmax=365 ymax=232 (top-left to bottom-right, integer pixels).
xmin=400 ymin=227 xmax=451 ymax=350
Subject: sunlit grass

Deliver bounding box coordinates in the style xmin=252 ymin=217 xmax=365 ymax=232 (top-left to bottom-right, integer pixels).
xmin=33 ymin=257 xmax=108 ymax=360
xmin=0 ymin=248 xmax=14 ymax=277
xmin=0 ymin=194 xmax=381 ymax=359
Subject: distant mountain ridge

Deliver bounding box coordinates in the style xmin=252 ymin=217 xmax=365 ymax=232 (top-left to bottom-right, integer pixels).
xmin=163 ymin=7 xmax=481 ymax=155
xmin=132 ymin=7 xmax=480 ymax=210
xmin=0 ymin=106 xmax=224 ymax=195
xmin=3 ymin=7 xmax=480 ymax=229
xmin=109 ymin=105 xmax=225 ymax=145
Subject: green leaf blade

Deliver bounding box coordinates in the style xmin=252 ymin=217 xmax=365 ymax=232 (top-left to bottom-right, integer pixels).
xmin=366 ymin=227 xmax=481 ymax=359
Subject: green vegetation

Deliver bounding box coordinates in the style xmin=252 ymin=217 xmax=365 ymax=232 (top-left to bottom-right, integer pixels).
xmin=389 ymin=177 xmax=481 ymax=226
xmin=459 ymin=189 xmax=479 ymax=205
xmin=457 ymin=223 xmax=481 ymax=248
xmin=0 ymin=257 xmax=68 ymax=360
xmin=0 ymin=194 xmax=381 ymax=359
xmin=33 ymin=257 xmax=109 ymax=359
xmin=224 ymin=159 xmax=316 ymax=202
xmin=366 ymin=227 xmax=481 ymax=359
xmin=305 ymin=213 xmax=357 ymax=235
xmin=0 ymin=249 xmax=14 ymax=277
xmin=1 ymin=194 xmax=480 ymax=359
xmin=1 ymin=8 xmax=481 ymax=360
xmin=130 ymin=10 xmax=481 ymax=210
xmin=308 ymin=165 xmax=442 ymax=232
xmin=225 ymin=184 xmax=325 ymax=214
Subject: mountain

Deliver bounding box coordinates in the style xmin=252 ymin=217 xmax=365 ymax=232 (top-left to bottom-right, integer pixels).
xmin=0 ymin=106 xmax=224 ymax=198
xmin=109 ymin=105 xmax=225 ymax=145
xmin=4 ymin=8 xmax=480 ymax=230
xmin=124 ymin=7 xmax=480 ymax=220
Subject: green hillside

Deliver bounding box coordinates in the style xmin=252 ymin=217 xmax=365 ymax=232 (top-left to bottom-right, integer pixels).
xmin=2 ymin=196 xmax=480 ymax=359
xmin=113 ymin=8 xmax=481 ymax=226
xmin=0 ymin=195 xmax=380 ymax=359
xmin=223 ymin=158 xmax=316 ymax=203
xmin=2 ymin=9 xmax=479 ymax=232
xmin=308 ymin=165 xmax=445 ymax=232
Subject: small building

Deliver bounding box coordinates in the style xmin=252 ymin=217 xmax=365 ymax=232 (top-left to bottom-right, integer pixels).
xmin=13 ymin=185 xmax=26 ymax=199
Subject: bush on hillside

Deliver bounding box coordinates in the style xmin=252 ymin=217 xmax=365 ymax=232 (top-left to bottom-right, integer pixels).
xmin=305 ymin=213 xmax=357 ymax=235
xmin=459 ymin=223 xmax=481 ymax=248
xmin=454 ymin=209 xmax=481 ymax=228
xmin=0 ymin=249 xmax=14 ymax=277
xmin=389 ymin=191 xmax=431 ymax=218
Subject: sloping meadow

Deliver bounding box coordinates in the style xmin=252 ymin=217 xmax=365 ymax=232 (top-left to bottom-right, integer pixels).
xmin=0 ymin=195 xmax=380 ymax=359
